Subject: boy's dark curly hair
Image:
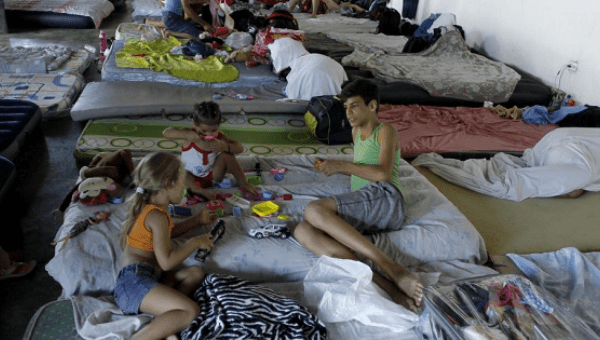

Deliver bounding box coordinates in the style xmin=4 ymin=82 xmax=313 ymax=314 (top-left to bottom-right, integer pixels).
xmin=192 ymin=101 xmax=221 ymax=126
xmin=340 ymin=79 xmax=380 ymax=111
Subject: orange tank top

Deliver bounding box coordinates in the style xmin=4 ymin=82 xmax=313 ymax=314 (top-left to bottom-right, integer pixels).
xmin=126 ymin=204 xmax=174 ymax=251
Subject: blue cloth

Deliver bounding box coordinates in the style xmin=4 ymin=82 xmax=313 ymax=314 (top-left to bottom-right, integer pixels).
xmin=523 ymin=105 xmax=588 ymax=125
xmin=402 ymin=0 xmax=419 ymax=19
xmin=162 ymin=10 xmax=201 ymax=38
xmin=412 ymin=13 xmax=441 ymax=41
xmin=181 ymin=40 xmax=215 ymax=58
xmin=164 ymin=0 xmax=184 ymax=15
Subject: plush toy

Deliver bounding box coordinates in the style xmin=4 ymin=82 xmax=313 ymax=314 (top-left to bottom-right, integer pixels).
xmin=55 ymin=150 xmax=134 ymax=220
xmin=71 ymin=177 xmax=120 ymax=206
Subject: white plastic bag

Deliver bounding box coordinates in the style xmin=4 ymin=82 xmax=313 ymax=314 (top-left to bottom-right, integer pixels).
xmin=225 ymin=32 xmax=254 ymax=50
xmin=303 ymin=256 xmax=419 ymax=338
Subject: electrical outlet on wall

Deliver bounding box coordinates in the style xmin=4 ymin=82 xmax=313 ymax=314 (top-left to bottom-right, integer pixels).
xmin=567 ymin=60 xmax=579 ymax=71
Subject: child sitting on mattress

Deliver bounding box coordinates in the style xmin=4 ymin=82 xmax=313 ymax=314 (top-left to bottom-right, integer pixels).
xmin=293 ymin=79 xmax=424 ymax=310
xmin=163 ymin=0 xmax=215 ymax=40
xmin=163 ymin=101 xmax=259 ymax=200
xmin=115 ymin=151 xmax=218 ymax=340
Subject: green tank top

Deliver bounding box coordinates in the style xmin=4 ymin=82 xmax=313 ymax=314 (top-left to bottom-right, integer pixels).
xmin=351 ymin=124 xmax=401 ymax=191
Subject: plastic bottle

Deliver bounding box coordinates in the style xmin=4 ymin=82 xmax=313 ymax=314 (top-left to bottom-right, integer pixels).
xmin=98 ymin=30 xmax=107 ymax=61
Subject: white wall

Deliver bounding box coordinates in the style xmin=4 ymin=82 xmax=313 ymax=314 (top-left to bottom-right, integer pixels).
xmin=390 ymin=0 xmax=600 ymax=106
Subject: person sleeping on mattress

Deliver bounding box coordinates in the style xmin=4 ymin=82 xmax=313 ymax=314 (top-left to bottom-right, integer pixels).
xmin=163 ymin=101 xmax=259 ymax=200
xmin=293 ymin=79 xmax=423 ymax=311
xmin=163 ymin=0 xmax=215 ymax=40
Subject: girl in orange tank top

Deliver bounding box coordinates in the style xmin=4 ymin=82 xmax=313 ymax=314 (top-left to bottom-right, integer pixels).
xmin=115 ymin=151 xmax=217 ymax=340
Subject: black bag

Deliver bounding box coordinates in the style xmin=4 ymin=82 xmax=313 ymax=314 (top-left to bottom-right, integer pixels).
xmin=304 ymin=95 xmax=352 ymax=145
xmin=376 ymin=8 xmax=401 ymax=35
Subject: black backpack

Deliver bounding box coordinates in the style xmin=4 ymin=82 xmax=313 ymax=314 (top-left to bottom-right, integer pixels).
xmin=376 ymin=8 xmax=401 ymax=35
xmin=304 ymin=95 xmax=352 ymax=145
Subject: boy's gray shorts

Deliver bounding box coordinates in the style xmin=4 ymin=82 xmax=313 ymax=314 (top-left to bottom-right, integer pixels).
xmin=332 ymin=181 xmax=406 ymax=233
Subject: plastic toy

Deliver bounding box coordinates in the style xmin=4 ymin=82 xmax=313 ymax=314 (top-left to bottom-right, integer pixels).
xmin=270 ymin=166 xmax=287 ymax=175
xmin=246 ymin=175 xmax=263 ymax=186
xmin=314 ymin=158 xmax=324 ymax=169
xmin=202 ymin=134 xmax=215 ymax=141
xmin=195 ymin=220 xmax=226 ymax=261
xmin=274 ymin=174 xmax=284 ymax=181
xmin=215 ymin=208 xmax=225 ymax=217
xmin=215 ymin=178 xmax=231 ymax=188
xmin=168 ymin=205 xmax=192 ymax=217
xmin=248 ymin=224 xmax=290 ymax=239
xmin=215 ymin=192 xmax=233 ymax=201
xmin=277 ymin=214 xmax=290 ymax=220
xmin=252 ymin=201 xmax=279 ymax=217
xmin=226 ymin=195 xmax=250 ymax=209
xmin=207 ymin=200 xmax=225 ymax=210
xmin=52 ymin=211 xmax=111 ymax=250
xmin=262 ymin=190 xmax=274 ymax=199
xmin=232 ymin=206 xmax=243 ymax=217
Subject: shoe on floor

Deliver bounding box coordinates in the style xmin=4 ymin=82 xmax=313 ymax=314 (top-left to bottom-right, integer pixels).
xmin=0 ymin=260 xmax=36 ymax=280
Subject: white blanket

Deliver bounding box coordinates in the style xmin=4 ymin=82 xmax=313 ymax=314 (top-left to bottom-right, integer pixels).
xmin=46 ymin=154 xmax=489 ymax=339
xmin=412 ymin=128 xmax=600 ymax=201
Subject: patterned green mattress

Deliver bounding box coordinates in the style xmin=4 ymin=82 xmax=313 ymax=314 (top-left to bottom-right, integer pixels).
xmin=74 ymin=113 xmax=353 ymax=164
xmin=23 ymin=299 xmax=82 ymax=340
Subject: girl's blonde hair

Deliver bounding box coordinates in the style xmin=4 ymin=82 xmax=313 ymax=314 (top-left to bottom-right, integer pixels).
xmin=120 ymin=151 xmax=184 ymax=248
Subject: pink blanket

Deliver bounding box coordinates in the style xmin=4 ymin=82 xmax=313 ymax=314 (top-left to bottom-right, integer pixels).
xmin=378 ymin=105 xmax=557 ymax=159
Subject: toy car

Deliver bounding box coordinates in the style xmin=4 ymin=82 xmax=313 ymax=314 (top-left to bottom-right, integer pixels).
xmin=248 ymin=224 xmax=290 ymax=239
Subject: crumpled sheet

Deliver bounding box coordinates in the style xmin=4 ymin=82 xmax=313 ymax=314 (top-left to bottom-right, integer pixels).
xmin=5 ymin=0 xmax=114 ymax=28
xmin=116 ymin=37 xmax=239 ymax=83
xmin=0 ymin=44 xmax=73 ymax=73
xmin=412 ymin=128 xmax=600 ymax=201
xmin=341 ymin=30 xmax=521 ymax=103
xmin=507 ymin=247 xmax=600 ymax=336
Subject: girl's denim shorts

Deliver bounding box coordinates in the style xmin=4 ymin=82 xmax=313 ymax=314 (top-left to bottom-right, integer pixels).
xmin=114 ymin=262 xmax=162 ymax=315
xmin=333 ymin=181 xmax=406 ymax=233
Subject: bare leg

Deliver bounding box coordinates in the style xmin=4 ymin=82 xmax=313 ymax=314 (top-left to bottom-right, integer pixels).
xmin=311 ymin=0 xmax=320 ymax=17
xmin=287 ymin=0 xmax=301 ymax=12
xmin=131 ymin=285 xmax=200 ymax=340
xmin=185 ymin=172 xmax=216 ymax=200
xmin=212 ymin=153 xmax=259 ymax=194
xmin=558 ymin=189 xmax=585 ymax=199
xmin=300 ymin=199 xmax=423 ymax=305
xmin=294 ymin=220 xmax=418 ymax=311
xmin=162 ymin=265 xmax=205 ymax=296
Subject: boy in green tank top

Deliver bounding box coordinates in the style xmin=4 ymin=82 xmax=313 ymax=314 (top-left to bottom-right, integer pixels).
xmin=294 ymin=79 xmax=423 ymax=310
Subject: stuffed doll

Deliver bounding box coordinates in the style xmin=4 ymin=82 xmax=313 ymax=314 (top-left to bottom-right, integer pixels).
xmin=52 ymin=211 xmax=111 ymax=250
xmin=71 ymin=177 xmax=120 ymax=206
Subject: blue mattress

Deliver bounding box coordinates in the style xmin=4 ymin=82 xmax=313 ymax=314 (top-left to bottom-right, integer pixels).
xmin=102 ymin=39 xmax=284 ymax=88
xmin=0 ymin=100 xmax=42 ymax=160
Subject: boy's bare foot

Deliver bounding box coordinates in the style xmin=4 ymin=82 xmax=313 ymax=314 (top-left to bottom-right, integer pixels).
xmin=388 ymin=265 xmax=423 ymax=306
xmin=310 ymin=13 xmax=317 ymax=18
xmin=387 ymin=287 xmax=419 ymax=313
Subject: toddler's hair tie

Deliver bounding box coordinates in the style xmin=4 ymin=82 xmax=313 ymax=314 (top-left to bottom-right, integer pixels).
xmin=136 ymin=187 xmax=146 ymax=194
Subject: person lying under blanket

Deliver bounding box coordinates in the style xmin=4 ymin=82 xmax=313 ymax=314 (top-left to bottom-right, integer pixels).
xmin=412 ymin=128 xmax=600 ymax=201
xmin=267 ymin=37 xmax=348 ymax=100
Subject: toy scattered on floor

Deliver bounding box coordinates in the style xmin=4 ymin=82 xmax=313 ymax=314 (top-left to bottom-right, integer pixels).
xmin=215 ymin=178 xmax=231 ymax=188
xmin=248 ymin=224 xmax=290 ymax=239
xmin=314 ymin=158 xmax=324 ymax=169
xmin=168 ymin=205 xmax=192 ymax=217
xmin=207 ymin=200 xmax=225 ymax=210
xmin=232 ymin=206 xmax=243 ymax=217
xmin=252 ymin=201 xmax=279 ymax=217
xmin=277 ymin=214 xmax=290 ymax=220
xmin=270 ymin=166 xmax=287 ymax=175
xmin=52 ymin=211 xmax=111 ymax=250
xmin=262 ymin=190 xmax=274 ymax=199
xmin=195 ymin=219 xmax=226 ymax=261
xmin=226 ymin=195 xmax=250 ymax=209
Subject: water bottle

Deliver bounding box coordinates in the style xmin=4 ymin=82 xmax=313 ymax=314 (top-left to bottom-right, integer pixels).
xmin=98 ymin=30 xmax=107 ymax=61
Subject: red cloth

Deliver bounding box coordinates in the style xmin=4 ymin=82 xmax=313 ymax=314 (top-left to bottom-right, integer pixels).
xmin=377 ymin=105 xmax=557 ymax=159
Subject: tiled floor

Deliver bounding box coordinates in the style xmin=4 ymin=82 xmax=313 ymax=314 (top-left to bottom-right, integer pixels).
xmin=0 ymin=4 xmax=132 ymax=339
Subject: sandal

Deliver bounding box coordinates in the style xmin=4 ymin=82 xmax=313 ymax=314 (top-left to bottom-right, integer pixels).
xmin=0 ymin=260 xmax=36 ymax=280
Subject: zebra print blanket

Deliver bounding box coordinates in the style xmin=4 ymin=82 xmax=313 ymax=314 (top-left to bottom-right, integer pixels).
xmin=180 ymin=274 xmax=327 ymax=340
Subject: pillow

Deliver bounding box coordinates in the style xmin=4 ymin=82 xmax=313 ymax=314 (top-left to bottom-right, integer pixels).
xmin=268 ymin=37 xmax=309 ymax=74
xmin=246 ymin=27 xmax=305 ymax=67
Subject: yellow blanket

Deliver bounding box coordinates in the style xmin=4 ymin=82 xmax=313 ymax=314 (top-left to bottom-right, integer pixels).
xmin=115 ymin=37 xmax=239 ymax=83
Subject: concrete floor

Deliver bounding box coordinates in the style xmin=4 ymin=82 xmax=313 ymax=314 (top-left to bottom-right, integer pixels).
xmin=0 ymin=4 xmax=132 ymax=339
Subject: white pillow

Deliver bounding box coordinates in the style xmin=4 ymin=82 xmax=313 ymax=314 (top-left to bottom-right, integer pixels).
xmin=267 ymin=37 xmax=309 ymax=74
